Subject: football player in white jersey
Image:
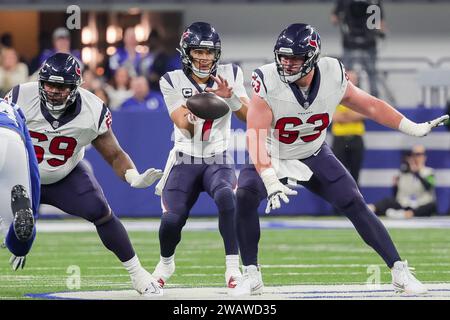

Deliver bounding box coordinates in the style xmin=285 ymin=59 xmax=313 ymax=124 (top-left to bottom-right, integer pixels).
xmin=233 ymin=24 xmax=448 ymax=296
xmin=0 ymin=99 xmax=40 ymax=271
xmin=152 ymin=22 xmax=248 ymax=291
xmin=5 ymin=53 xmax=163 ymax=295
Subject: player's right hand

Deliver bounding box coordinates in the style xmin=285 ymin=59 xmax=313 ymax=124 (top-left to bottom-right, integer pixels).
xmin=125 ymin=168 xmax=164 ymax=189
xmin=260 ymin=168 xmax=297 ymax=214
xmin=9 ymin=255 xmax=26 ymax=271
xmin=186 ymin=112 xmax=201 ymax=125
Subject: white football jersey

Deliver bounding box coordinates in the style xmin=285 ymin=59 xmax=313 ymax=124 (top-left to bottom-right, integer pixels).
xmin=251 ymin=57 xmax=348 ymax=160
xmin=160 ymin=63 xmax=248 ymax=158
xmin=6 ymin=82 xmax=112 ymax=184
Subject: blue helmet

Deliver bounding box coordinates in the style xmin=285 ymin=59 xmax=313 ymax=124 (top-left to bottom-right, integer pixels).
xmin=274 ymin=23 xmax=321 ymax=83
xmin=178 ymin=22 xmax=221 ymax=78
xmin=39 ymin=53 xmax=82 ymax=112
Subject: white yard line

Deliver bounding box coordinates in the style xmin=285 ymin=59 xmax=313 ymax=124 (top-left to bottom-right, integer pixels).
xmin=34 ymin=217 xmax=450 ymax=233
xmin=25 ymin=283 xmax=450 ymax=300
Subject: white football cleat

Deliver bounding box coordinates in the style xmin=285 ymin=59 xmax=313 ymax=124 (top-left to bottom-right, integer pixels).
xmin=391 ymin=260 xmax=428 ymax=295
xmin=225 ymin=268 xmax=242 ymax=289
xmin=152 ymin=260 xmax=175 ymax=287
xmin=131 ymin=268 xmax=163 ymax=296
xmin=229 ymin=265 xmax=264 ymax=297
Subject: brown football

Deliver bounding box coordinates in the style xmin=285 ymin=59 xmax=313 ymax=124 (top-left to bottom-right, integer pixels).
xmin=186 ymin=92 xmax=230 ymax=120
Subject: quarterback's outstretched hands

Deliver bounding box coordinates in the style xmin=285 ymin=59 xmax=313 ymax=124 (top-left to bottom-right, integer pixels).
xmin=10 ymin=255 xmax=26 ymax=271
xmin=261 ymin=168 xmax=298 ymax=214
xmin=205 ymin=75 xmax=233 ymax=98
xmin=125 ymin=168 xmax=163 ymax=189
xmin=399 ymin=115 xmax=449 ymax=137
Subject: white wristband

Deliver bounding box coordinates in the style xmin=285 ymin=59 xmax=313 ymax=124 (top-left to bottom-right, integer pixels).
xmin=398 ymin=117 xmax=428 ymax=137
xmin=224 ymin=93 xmax=242 ymax=112
xmin=260 ymin=168 xmax=278 ymax=188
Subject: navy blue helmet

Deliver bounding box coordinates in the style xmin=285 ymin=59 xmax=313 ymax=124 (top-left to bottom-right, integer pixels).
xmin=39 ymin=53 xmax=82 ymax=112
xmin=178 ymin=22 xmax=221 ymax=78
xmin=274 ymin=24 xmax=321 ymax=83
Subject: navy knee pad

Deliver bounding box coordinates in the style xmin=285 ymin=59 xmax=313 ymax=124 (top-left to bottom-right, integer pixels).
xmin=213 ymin=187 xmax=236 ymax=213
xmin=93 ymin=210 xmax=113 ymax=226
xmin=161 ymin=211 xmax=187 ymax=229
xmin=236 ymin=188 xmax=264 ymax=214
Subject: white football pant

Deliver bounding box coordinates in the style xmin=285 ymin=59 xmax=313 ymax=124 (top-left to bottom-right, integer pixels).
xmin=0 ymin=127 xmax=32 ymax=240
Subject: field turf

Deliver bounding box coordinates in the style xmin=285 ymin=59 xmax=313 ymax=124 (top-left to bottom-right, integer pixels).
xmin=1 ymin=219 xmax=450 ymax=299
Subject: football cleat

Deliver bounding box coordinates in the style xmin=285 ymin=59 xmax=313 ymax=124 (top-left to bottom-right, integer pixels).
xmin=11 ymin=185 xmax=34 ymax=242
xmin=131 ymin=268 xmax=163 ymax=296
xmin=225 ymin=268 xmax=242 ymax=289
xmin=229 ymin=265 xmax=264 ymax=297
xmin=391 ymin=260 xmax=428 ymax=295
xmin=152 ymin=260 xmax=175 ymax=288
xmin=9 ymin=255 xmax=26 ymax=271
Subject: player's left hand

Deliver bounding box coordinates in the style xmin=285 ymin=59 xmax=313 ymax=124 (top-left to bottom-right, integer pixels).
xmin=205 ymin=75 xmax=233 ymax=98
xmin=428 ymin=115 xmax=449 ymax=129
xmin=9 ymin=255 xmax=26 ymax=271
xmin=125 ymin=168 xmax=164 ymax=188
xmin=399 ymin=115 xmax=449 ymax=137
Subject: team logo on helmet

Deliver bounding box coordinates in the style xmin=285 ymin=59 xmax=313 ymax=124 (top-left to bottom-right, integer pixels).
xmin=182 ymin=31 xmax=190 ymax=39
xmin=308 ymin=33 xmax=319 ymax=49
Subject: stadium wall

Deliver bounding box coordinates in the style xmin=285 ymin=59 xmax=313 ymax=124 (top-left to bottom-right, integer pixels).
xmin=44 ymin=108 xmax=449 ymax=218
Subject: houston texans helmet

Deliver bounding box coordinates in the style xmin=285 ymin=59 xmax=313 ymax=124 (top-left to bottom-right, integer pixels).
xmin=178 ymin=22 xmax=221 ymax=78
xmin=274 ymin=23 xmax=321 ymax=83
xmin=38 ymin=53 xmax=82 ymax=112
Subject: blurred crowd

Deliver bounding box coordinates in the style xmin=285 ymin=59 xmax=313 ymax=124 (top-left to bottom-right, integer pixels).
xmin=0 ymin=26 xmax=180 ymax=112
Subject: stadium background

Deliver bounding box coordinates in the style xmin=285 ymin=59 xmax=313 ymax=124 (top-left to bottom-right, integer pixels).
xmin=0 ymin=0 xmax=449 ymax=218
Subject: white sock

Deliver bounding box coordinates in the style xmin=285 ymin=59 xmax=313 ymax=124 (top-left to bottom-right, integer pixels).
xmin=225 ymin=255 xmax=240 ymax=270
xmin=161 ymin=254 xmax=174 ymax=265
xmin=122 ymin=255 xmax=142 ymax=276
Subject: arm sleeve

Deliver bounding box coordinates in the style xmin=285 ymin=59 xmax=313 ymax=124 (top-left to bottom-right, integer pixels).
xmin=251 ymin=69 xmax=268 ymax=101
xmin=98 ymin=104 xmax=113 ymax=135
xmin=336 ymin=59 xmax=349 ymax=100
xmin=4 ymin=85 xmax=20 ymax=104
xmin=232 ymin=65 xmax=249 ymax=100
xmin=160 ymin=74 xmax=185 ymax=115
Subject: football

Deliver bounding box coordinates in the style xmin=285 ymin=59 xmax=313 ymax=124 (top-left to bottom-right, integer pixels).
xmin=186 ymin=92 xmax=230 ymax=120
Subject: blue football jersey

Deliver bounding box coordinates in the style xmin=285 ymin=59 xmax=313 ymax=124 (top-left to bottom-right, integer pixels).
xmin=0 ymin=98 xmax=40 ymax=216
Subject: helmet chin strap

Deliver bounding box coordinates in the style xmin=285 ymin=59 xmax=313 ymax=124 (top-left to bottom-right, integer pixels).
xmin=45 ymin=93 xmax=72 ymax=113
xmin=191 ymin=64 xmax=212 ymax=79
xmin=283 ymin=72 xmax=304 ymax=83
xmin=45 ymin=101 xmax=66 ymax=113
